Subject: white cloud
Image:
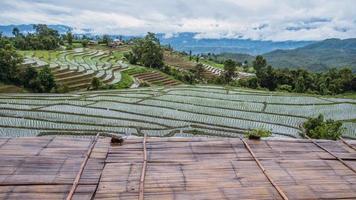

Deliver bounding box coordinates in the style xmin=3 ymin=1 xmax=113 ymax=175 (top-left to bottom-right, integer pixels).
xmin=0 ymin=0 xmax=355 ymax=41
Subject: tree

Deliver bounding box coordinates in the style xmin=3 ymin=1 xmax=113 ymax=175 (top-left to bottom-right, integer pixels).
xmin=33 ymin=24 xmax=61 ymax=50
xmin=12 ymin=27 xmax=20 ymax=37
xmin=66 ymin=32 xmax=73 ymax=46
xmin=38 ymin=66 xmax=56 ymax=92
xmin=0 ymin=41 xmax=23 ymax=83
xmin=193 ymin=63 xmax=205 ymax=80
xmin=90 ymin=77 xmax=102 ymax=90
xmin=258 ymin=65 xmax=278 ymax=91
xmin=303 ymin=114 xmax=344 ymax=140
xmin=124 ymin=52 xmax=138 ymax=64
xmin=81 ymin=40 xmax=89 ymax=48
xmin=24 ymin=67 xmax=43 ymax=92
xmin=130 ymin=33 xmax=164 ymax=68
xmin=253 ymin=55 xmax=267 ymax=72
xmin=223 ymin=59 xmax=236 ymax=83
xmin=22 ymin=67 xmax=38 ymax=88
xmin=189 ymin=50 xmax=192 ymax=61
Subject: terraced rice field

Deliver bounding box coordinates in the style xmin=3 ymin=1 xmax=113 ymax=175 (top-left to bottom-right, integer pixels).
xmin=20 ymin=49 xmax=128 ymax=90
xmin=0 ymin=84 xmax=24 ymax=93
xmin=164 ymin=51 xmax=217 ymax=78
xmin=127 ymin=70 xmax=181 ymax=86
xmin=0 ymin=85 xmax=355 ymax=139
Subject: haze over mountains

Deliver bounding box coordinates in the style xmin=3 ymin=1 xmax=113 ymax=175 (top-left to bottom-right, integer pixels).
xmin=216 ymin=39 xmax=356 ymax=72
xmin=1 ymin=24 xmax=355 ymax=71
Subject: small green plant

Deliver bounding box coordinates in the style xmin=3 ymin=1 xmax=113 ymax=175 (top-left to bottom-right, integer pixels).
xmin=246 ymin=128 xmax=272 ymax=140
xmin=302 ymin=114 xmax=344 ymax=140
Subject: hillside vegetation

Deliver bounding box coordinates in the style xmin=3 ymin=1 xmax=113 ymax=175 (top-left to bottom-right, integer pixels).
xmin=264 ymin=38 xmax=356 ymax=72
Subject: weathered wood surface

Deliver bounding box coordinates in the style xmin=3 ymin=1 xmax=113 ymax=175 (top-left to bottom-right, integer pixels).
xmin=1 ymin=137 xmax=356 ymax=199
xmin=0 ymin=136 xmax=110 ymax=200
xmin=94 ymin=137 xmax=356 ymax=200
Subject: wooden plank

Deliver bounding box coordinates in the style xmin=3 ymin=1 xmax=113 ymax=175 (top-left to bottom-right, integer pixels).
xmin=239 ymin=137 xmax=289 ymax=200
xmin=306 ymin=136 xmax=356 ymax=174
xmin=138 ymin=133 xmax=147 ymax=200
xmin=65 ymin=133 xmax=100 ymax=200
xmin=341 ymin=137 xmax=356 ymax=151
xmin=1 ymin=136 xmax=356 ymax=199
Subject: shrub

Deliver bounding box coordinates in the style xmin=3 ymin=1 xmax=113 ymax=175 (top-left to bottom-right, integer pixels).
xmin=55 ymin=84 xmax=70 ymax=93
xmin=246 ymin=128 xmax=272 ymax=140
xmin=277 ymin=84 xmax=293 ymax=92
xmin=90 ymin=77 xmax=103 ymax=90
xmin=139 ymin=81 xmax=150 ymax=87
xmin=302 ymin=114 xmax=344 ymax=140
xmin=66 ymin=45 xmax=73 ymax=50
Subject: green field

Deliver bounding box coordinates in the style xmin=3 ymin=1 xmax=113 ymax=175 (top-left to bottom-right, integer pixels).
xmin=0 ymin=85 xmax=354 ymax=138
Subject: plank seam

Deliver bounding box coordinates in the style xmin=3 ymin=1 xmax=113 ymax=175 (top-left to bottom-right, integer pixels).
xmin=239 ymin=137 xmax=289 ymax=200
xmin=138 ymin=133 xmax=147 ymax=200
xmin=66 ymin=133 xmax=100 ymax=200
xmin=306 ymin=136 xmax=356 ymax=174
xmin=340 ymin=137 xmax=356 ymax=151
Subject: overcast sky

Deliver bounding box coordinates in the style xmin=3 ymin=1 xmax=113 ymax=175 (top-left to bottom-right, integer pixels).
xmin=1 ymin=0 xmax=355 ymax=41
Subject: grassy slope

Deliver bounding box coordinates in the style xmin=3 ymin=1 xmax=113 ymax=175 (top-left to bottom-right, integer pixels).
xmin=114 ymin=71 xmax=134 ymax=89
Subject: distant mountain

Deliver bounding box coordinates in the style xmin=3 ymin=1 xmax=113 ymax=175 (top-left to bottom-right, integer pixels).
xmin=157 ymin=32 xmax=314 ymax=55
xmin=211 ymin=39 xmax=356 ymax=72
xmin=263 ymin=38 xmax=356 ymax=72
xmin=0 ymin=24 xmax=315 ymax=55
xmin=0 ymin=24 xmax=72 ymax=36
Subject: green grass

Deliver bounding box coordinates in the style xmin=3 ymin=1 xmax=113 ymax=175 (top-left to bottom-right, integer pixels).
xmin=72 ymin=42 xmax=83 ymax=48
xmin=114 ymin=71 xmax=134 ymax=89
xmin=113 ymin=50 xmax=129 ymax=60
xmin=329 ymin=92 xmax=356 ymax=99
xmin=18 ymin=50 xmax=60 ymax=62
xmin=200 ymin=59 xmax=224 ymax=69
xmin=124 ymin=66 xmax=152 ymax=75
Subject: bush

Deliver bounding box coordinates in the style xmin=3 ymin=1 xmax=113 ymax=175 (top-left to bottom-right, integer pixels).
xmin=302 ymin=114 xmax=344 ymax=140
xmin=56 ymin=84 xmax=70 ymax=93
xmin=246 ymin=128 xmax=272 ymax=140
xmin=66 ymin=45 xmax=73 ymax=50
xmin=90 ymin=77 xmax=103 ymax=90
xmin=277 ymin=84 xmax=293 ymax=92
xmin=139 ymin=81 xmax=150 ymax=87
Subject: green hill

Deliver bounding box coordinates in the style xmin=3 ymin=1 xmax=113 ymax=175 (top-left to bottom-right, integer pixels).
xmin=264 ymin=38 xmax=356 ymax=72
xmin=212 ymin=39 xmax=356 ymax=72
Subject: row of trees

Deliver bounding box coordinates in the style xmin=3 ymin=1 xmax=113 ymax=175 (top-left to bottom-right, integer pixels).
xmin=11 ymin=25 xmax=62 ymax=50
xmin=237 ymin=56 xmax=355 ymax=95
xmin=8 ymin=25 xmax=109 ymax=50
xmin=0 ymin=34 xmax=56 ymax=92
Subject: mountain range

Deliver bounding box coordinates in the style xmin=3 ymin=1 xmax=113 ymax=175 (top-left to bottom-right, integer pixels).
xmin=213 ymin=39 xmax=356 ymax=72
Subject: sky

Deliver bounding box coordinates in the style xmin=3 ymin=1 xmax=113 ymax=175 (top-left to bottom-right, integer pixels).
xmin=0 ymin=0 xmax=355 ymax=41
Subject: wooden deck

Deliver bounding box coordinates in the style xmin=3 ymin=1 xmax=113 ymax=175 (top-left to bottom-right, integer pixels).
xmin=0 ymin=136 xmax=355 ymax=199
